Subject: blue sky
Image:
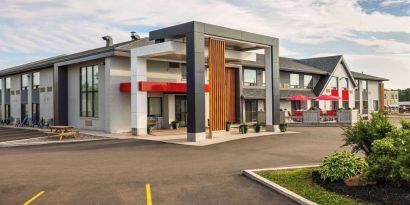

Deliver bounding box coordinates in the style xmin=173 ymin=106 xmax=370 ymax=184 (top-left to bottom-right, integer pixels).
xmin=0 ymin=0 xmax=409 ymax=88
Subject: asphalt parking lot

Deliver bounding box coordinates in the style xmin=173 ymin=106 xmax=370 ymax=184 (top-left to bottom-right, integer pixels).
xmin=0 ymin=127 xmax=348 ymax=205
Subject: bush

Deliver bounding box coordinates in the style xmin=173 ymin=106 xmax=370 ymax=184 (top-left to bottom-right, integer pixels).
xmin=364 ymin=129 xmax=410 ymax=186
xmin=342 ymin=112 xmax=394 ymax=156
xmin=400 ymin=118 xmax=410 ymax=130
xmin=319 ymin=151 xmax=367 ymax=182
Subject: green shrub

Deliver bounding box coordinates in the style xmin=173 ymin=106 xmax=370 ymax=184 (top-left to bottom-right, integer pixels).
xmin=319 ymin=151 xmax=367 ymax=182
xmin=364 ymin=130 xmax=410 ymax=186
xmin=342 ymin=112 xmax=394 ymax=156
xmin=400 ymin=118 xmax=410 ymax=130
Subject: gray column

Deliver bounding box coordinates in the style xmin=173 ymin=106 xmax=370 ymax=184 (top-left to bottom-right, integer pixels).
xmin=53 ymin=65 xmax=68 ymax=125
xmin=186 ymin=31 xmax=206 ymax=142
xmin=265 ymin=45 xmax=280 ymax=132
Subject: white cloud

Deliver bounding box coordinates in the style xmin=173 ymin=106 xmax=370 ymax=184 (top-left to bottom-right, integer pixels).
xmin=0 ymin=0 xmax=409 ymax=88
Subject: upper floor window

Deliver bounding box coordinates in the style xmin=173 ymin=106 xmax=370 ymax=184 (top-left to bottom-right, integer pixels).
xmin=355 ymin=79 xmax=359 ymax=90
xmin=0 ymin=79 xmax=2 ymax=91
xmin=33 ymin=72 xmax=40 ymax=89
xmin=5 ymin=77 xmax=10 ymax=90
xmin=244 ymin=69 xmax=257 ymax=86
xmin=362 ymin=80 xmax=368 ymax=90
xmin=290 ymin=73 xmax=300 ymax=88
xmin=340 ymin=78 xmax=348 ymax=90
xmin=303 ymin=75 xmax=313 ymax=89
xmin=329 ymin=76 xmax=337 ymax=89
xmin=21 ymin=74 xmax=29 ymax=90
xmin=181 ymin=64 xmax=187 ymax=81
xmin=80 ymin=65 xmax=99 ymax=118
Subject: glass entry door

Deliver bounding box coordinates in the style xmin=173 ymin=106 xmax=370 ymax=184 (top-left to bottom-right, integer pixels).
xmin=245 ymin=100 xmax=258 ymax=122
xmin=175 ymin=95 xmax=187 ymax=127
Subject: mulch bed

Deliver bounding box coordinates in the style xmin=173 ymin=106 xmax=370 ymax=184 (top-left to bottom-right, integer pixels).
xmin=312 ymin=171 xmax=410 ymax=205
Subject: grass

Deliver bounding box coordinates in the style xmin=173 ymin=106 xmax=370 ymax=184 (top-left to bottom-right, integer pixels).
xmin=259 ymin=168 xmax=369 ymax=205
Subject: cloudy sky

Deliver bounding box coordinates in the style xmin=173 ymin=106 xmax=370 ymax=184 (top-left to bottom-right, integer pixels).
xmin=0 ymin=0 xmax=409 ymax=88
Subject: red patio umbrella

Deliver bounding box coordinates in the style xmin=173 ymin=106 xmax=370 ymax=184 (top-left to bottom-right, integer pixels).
xmin=287 ymin=94 xmax=311 ymax=101
xmin=314 ymin=94 xmax=340 ymax=111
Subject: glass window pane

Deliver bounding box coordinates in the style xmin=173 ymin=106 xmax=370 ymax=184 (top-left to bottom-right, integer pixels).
xmin=33 ymin=72 xmax=40 ymax=86
xmin=6 ymin=77 xmax=10 ymax=89
xmin=81 ymin=67 xmax=87 ymax=92
xmin=362 ymin=80 xmax=367 ymax=90
xmin=87 ymin=66 xmax=93 ymax=91
xmin=87 ymin=92 xmax=93 ymax=117
xmin=304 ymin=75 xmax=312 ymax=88
xmin=290 ymin=74 xmax=299 ymax=88
xmin=93 ymin=66 xmax=99 ymax=91
xmin=244 ymin=69 xmax=257 ymax=86
xmin=148 ymin=98 xmax=162 ymax=116
xmin=81 ymin=93 xmax=87 ymax=117
xmin=93 ymin=92 xmax=99 ymax=117
xmin=22 ymin=74 xmax=29 ymax=88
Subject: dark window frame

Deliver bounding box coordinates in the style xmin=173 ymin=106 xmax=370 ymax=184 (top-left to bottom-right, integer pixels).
xmin=80 ymin=65 xmax=99 ymax=118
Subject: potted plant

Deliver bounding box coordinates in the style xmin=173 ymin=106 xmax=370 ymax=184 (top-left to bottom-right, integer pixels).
xmin=253 ymin=122 xmax=261 ymax=133
xmin=239 ymin=124 xmax=248 ymax=134
xmin=226 ymin=121 xmax=231 ymax=131
xmin=147 ymin=124 xmax=156 ymax=134
xmin=279 ymin=123 xmax=287 ymax=132
xmin=171 ymin=121 xmax=179 ymax=129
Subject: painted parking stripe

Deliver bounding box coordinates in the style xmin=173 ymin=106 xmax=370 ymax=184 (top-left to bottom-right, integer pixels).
xmin=23 ymin=191 xmax=45 ymax=205
xmin=146 ymin=184 xmax=152 ymax=205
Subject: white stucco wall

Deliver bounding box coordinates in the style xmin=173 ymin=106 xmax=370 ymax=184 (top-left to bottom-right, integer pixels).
xmin=39 ymin=68 xmax=54 ymax=120
xmin=367 ymin=80 xmax=380 ymax=112
xmin=67 ymin=59 xmax=106 ymax=131
xmin=10 ymin=74 xmax=21 ymax=121
xmin=105 ymin=56 xmax=132 ymax=133
xmin=147 ymin=60 xmax=183 ymax=82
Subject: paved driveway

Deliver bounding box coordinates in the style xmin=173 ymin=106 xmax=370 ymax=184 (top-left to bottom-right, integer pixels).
xmin=0 ymin=127 xmax=347 ymax=205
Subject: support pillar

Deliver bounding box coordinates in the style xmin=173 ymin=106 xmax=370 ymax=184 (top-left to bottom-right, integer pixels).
xmin=265 ymin=46 xmax=280 ymax=132
xmin=131 ymin=54 xmax=148 ymax=135
xmin=53 ymin=65 xmax=68 ymax=126
xmin=186 ymin=31 xmax=206 ymax=142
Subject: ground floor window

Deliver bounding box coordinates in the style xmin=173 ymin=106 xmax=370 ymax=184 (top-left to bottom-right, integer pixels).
xmin=245 ymin=99 xmax=265 ymax=122
xmin=373 ymin=100 xmax=379 ymax=111
xmin=175 ymin=95 xmax=187 ymax=127
xmin=291 ymin=101 xmax=301 ymax=111
xmin=342 ymin=101 xmax=349 ymax=109
xmin=363 ymin=101 xmax=368 ymax=109
xmin=311 ymin=100 xmax=319 ymax=108
xmin=331 ymin=101 xmax=339 ymax=110
xmin=21 ymin=104 xmax=28 ymax=120
xmin=355 ymin=101 xmax=360 ymax=110
xmin=32 ymin=103 xmax=40 ymax=124
xmin=148 ymin=97 xmax=162 ymax=117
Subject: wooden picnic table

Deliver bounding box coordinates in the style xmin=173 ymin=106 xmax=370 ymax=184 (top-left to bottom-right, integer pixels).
xmin=47 ymin=126 xmax=78 ymax=140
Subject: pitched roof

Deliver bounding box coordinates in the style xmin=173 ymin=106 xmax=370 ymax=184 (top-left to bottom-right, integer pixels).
xmin=0 ymin=38 xmax=150 ymax=76
xmin=351 ymin=71 xmax=389 ymax=81
xmin=279 ymin=57 xmax=329 ymax=75
xmin=296 ymin=55 xmax=343 ymax=73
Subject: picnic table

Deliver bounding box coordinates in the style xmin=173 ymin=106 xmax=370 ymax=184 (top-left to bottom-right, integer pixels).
xmin=45 ymin=126 xmax=78 ymax=140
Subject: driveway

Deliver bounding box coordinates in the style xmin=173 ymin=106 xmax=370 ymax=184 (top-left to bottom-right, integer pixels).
xmin=0 ymin=127 xmax=347 ymax=205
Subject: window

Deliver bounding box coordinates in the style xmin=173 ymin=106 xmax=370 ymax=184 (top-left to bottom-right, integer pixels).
xmin=332 ymin=101 xmax=339 ymax=110
xmin=373 ymin=100 xmax=379 ymax=111
xmin=0 ymin=78 xmax=2 ymax=91
xmin=80 ymin=65 xmax=99 ymax=117
xmin=181 ymin=64 xmax=187 ymax=81
xmin=311 ymin=100 xmax=319 ymax=108
xmin=33 ymin=72 xmax=40 ymax=89
xmin=340 ymin=78 xmax=348 ymax=90
xmin=290 ymin=73 xmax=300 ymax=88
xmin=245 ymin=100 xmax=264 ymax=122
xmin=342 ymin=101 xmax=349 ymax=109
xmin=355 ymin=101 xmax=360 ymax=110
xmin=244 ymin=69 xmax=257 ymax=86
xmin=5 ymin=77 xmax=10 ymax=90
xmin=21 ymin=74 xmax=29 ymax=90
xmin=291 ymin=101 xmax=301 ymax=110
xmin=148 ymin=97 xmax=162 ymax=117
xmin=329 ymin=77 xmax=338 ymax=89
xmin=361 ymin=80 xmax=368 ymax=90
xmin=303 ymin=75 xmax=313 ymax=89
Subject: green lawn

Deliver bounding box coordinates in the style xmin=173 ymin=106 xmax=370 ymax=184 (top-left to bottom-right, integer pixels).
xmin=259 ymin=168 xmax=370 ymax=205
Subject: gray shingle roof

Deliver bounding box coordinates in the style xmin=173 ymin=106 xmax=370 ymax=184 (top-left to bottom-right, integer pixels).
xmin=296 ymin=55 xmax=343 ymax=73
xmin=279 ymin=57 xmax=329 ymax=75
xmin=0 ymin=38 xmax=150 ymax=76
xmin=351 ymin=71 xmax=389 ymax=81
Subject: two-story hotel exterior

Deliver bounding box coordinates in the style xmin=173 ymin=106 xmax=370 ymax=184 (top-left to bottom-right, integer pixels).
xmin=0 ymin=21 xmax=388 ymax=141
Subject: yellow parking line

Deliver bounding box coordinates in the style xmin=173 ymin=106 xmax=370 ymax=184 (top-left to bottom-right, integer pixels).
xmin=146 ymin=184 xmax=152 ymax=205
xmin=23 ymin=191 xmax=45 ymax=205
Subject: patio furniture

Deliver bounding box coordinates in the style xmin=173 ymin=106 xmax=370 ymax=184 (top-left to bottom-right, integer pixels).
xmin=47 ymin=126 xmax=78 ymax=140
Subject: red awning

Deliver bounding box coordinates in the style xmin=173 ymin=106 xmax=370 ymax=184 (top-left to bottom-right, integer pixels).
xmin=120 ymin=82 xmax=209 ymax=93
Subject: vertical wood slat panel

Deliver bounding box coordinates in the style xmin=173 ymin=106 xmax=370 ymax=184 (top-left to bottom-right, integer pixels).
xmin=208 ymin=38 xmax=226 ymax=132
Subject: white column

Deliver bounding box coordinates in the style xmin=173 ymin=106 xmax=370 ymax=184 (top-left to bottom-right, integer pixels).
xmin=131 ymin=51 xmax=147 ymax=135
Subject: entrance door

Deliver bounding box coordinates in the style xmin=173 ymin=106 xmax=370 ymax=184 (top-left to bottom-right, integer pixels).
xmin=245 ymin=100 xmax=257 ymax=122
xmin=175 ymin=95 xmax=187 ymax=127
xmin=226 ymin=68 xmax=237 ymax=123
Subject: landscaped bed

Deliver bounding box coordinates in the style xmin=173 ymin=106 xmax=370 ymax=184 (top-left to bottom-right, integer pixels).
xmin=259 ymin=167 xmax=410 ymax=205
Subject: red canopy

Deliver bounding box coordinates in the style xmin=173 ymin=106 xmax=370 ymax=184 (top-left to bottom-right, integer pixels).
xmin=287 ymin=94 xmax=311 ymax=101
xmin=315 ymin=94 xmax=340 ymax=101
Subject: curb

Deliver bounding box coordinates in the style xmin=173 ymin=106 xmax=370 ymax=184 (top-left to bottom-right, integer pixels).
xmin=243 ymin=164 xmax=320 ymax=205
xmin=0 ymin=137 xmax=114 ymax=148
